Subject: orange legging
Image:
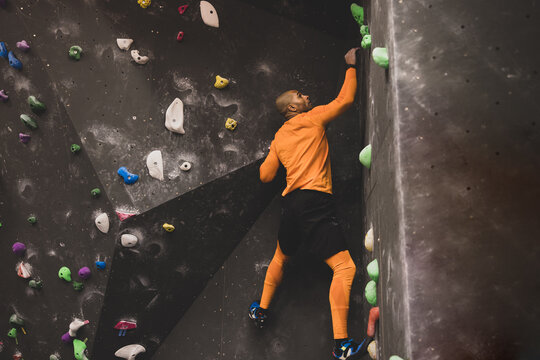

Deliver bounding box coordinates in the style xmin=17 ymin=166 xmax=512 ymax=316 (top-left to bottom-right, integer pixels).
xmin=260 ymin=243 xmax=356 ymax=339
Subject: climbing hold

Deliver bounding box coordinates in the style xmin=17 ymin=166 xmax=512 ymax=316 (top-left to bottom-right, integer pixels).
xmin=0 ymin=42 xmax=7 ymax=58
xmin=137 ymin=0 xmax=151 ymax=8
xmin=389 ymin=357 xmax=404 ymax=360
xmin=115 ymin=344 xmax=146 ymax=360
xmin=367 ymin=306 xmax=380 ymax=337
xmin=180 ymin=161 xmax=191 ymax=171
xmin=117 ymin=211 xmax=136 ymax=221
xmin=146 ymin=150 xmax=164 ymax=180
xmin=116 ymin=38 xmax=133 ymax=51
xmin=117 ymin=167 xmax=139 ymax=185
xmin=73 ymin=339 xmax=88 ymax=360
xmin=13 ymin=351 xmax=23 ymax=360
xmin=178 ymin=4 xmax=188 ymax=14
xmin=8 ymin=51 xmax=22 ymax=70
xmin=7 ymin=328 xmax=17 ymax=344
xmin=350 ymin=3 xmax=364 ymax=25
xmin=78 ymin=267 xmax=91 ymax=280
xmin=121 ymin=234 xmax=138 ymax=248
xmin=360 ymin=25 xmax=370 ymax=37
xmin=16 ymin=40 xmax=30 ymax=52
xmin=225 ymin=118 xmax=237 ymax=131
xmin=71 ymin=144 xmax=81 ymax=153
xmin=29 ymin=279 xmax=43 ymax=289
xmin=95 ymin=212 xmax=110 ymax=233
xmin=61 ymin=331 xmax=74 ymax=343
xmin=163 ymin=223 xmax=175 ymax=232
xmin=130 ymin=50 xmax=149 ymax=64
xmin=27 ymin=95 xmax=47 ymax=114
xmin=367 ymin=259 xmax=379 ymax=283
xmin=365 ymin=280 xmax=377 ymax=306
xmin=0 ymin=89 xmax=8 ymax=102
xmin=359 ymin=144 xmax=372 ymax=169
xmin=16 ymin=262 xmax=31 ymax=278
xmin=200 ymin=1 xmax=219 ymax=28
xmin=91 ymin=188 xmax=101 ymax=197
xmin=69 ymin=319 xmax=89 ymax=336
xmin=214 ymin=75 xmax=229 ymax=89
xmin=365 ymin=227 xmax=374 ymax=251
xmin=12 ymin=242 xmax=26 ymax=256
xmin=367 ymin=341 xmax=377 ymax=359
xmin=20 ymin=114 xmax=38 ymax=129
xmin=176 ymin=31 xmax=184 ymax=42
xmin=50 ymin=355 xmax=60 ymax=360
xmin=27 ymin=215 xmax=37 ymax=224
xmin=372 ymin=47 xmax=389 ymax=69
xmin=95 ymin=261 xmax=106 ymax=269
xmin=58 ymin=266 xmax=72 ymax=282
xmin=19 ymin=133 xmax=31 ymax=143
xmin=165 ymin=98 xmax=185 ymax=134
xmin=114 ymin=320 xmax=137 ymax=336
xmin=69 ymin=45 xmax=83 ymax=60
xmin=73 ymin=281 xmax=84 ymax=291
xmin=361 ymin=35 xmax=371 ymax=49
xmin=9 ymin=314 xmax=26 ymax=330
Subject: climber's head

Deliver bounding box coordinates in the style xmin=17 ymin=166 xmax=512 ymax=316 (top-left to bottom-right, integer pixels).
xmin=275 ymin=90 xmax=312 ymax=120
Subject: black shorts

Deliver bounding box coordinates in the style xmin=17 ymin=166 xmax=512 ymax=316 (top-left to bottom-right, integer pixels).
xmin=278 ymin=189 xmax=348 ymax=259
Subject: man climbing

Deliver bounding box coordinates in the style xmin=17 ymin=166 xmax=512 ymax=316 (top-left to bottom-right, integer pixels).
xmin=249 ymin=48 xmax=370 ymax=360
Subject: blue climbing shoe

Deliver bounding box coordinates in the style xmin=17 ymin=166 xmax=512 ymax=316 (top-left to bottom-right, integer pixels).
xmin=0 ymin=42 xmax=8 ymax=58
xmin=333 ymin=338 xmax=369 ymax=360
xmin=248 ymin=301 xmax=268 ymax=329
xmin=8 ymin=51 xmax=22 ymax=70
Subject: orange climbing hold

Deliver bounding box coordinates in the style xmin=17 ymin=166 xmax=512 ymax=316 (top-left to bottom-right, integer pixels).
xmin=367 ymin=306 xmax=380 ymax=337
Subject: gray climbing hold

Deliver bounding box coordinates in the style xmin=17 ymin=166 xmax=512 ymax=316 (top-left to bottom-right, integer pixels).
xmin=115 ymin=344 xmax=146 ymax=360
xmin=200 ymin=1 xmax=219 ymax=28
xmin=131 ymin=50 xmax=149 ymax=64
xmin=180 ymin=161 xmax=191 ymax=171
xmin=120 ymin=234 xmax=138 ymax=248
xmin=146 ymin=150 xmax=164 ymax=180
xmin=95 ymin=213 xmax=110 ymax=233
xmin=165 ymin=98 xmax=185 ymax=134
xmin=116 ymin=38 xmax=133 ymax=51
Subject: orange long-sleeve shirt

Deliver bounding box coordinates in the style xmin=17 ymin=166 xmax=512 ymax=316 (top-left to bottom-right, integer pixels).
xmin=260 ymin=68 xmax=357 ymax=196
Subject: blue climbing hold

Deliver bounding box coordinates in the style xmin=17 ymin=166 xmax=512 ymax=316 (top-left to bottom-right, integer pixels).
xmin=117 ymin=166 xmax=139 ymax=185
xmin=8 ymin=51 xmax=22 ymax=70
xmin=0 ymin=42 xmax=8 ymax=58
xmin=95 ymin=261 xmax=106 ymax=269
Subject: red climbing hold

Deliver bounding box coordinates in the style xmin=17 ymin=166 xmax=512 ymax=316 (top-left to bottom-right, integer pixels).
xmin=114 ymin=320 xmax=137 ymax=330
xmin=367 ymin=306 xmax=380 ymax=337
xmin=116 ymin=211 xmax=136 ymax=221
xmin=178 ymin=4 xmax=188 ymax=14
xmin=177 ymin=31 xmax=184 ymax=42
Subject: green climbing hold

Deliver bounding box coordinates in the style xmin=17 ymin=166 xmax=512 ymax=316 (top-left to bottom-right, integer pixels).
xmin=372 ymin=47 xmax=389 ymax=69
xmin=71 ymin=144 xmax=81 ymax=153
xmin=28 ymin=96 xmax=46 ymax=114
xmin=367 ymin=259 xmax=379 ymax=283
xmin=389 ymin=357 xmax=404 ymax=360
xmin=350 ymin=3 xmax=364 ymax=26
xmin=361 ymin=35 xmax=372 ymax=49
xmin=73 ymin=339 xmax=88 ymax=360
xmin=58 ymin=266 xmax=72 ymax=282
xmin=91 ymin=188 xmax=101 ymax=197
xmin=360 ymin=25 xmax=370 ymax=37
xmin=9 ymin=314 xmax=25 ymax=327
xmin=7 ymin=327 xmax=17 ymax=339
xmin=50 ymin=355 xmax=60 ymax=360
xmin=73 ymin=281 xmax=84 ymax=291
xmin=365 ymin=280 xmax=377 ymax=305
xmin=20 ymin=114 xmax=38 ymax=129
xmin=27 ymin=216 xmax=37 ymax=224
xmin=359 ymin=144 xmax=372 ymax=169
xmin=69 ymin=45 xmax=83 ymax=60
xmin=29 ymin=279 xmax=43 ymax=289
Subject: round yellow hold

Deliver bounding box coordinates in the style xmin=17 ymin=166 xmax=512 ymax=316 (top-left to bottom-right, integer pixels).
xmin=138 ymin=0 xmax=151 ymax=8
xmin=225 ymin=118 xmax=237 ymax=131
xmin=365 ymin=227 xmax=374 ymax=252
xmin=214 ymin=75 xmax=229 ymax=89
xmin=163 ymin=223 xmax=175 ymax=232
xmin=367 ymin=340 xmax=377 ymax=359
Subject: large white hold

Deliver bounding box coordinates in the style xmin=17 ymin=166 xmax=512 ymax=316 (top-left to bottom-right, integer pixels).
xmin=115 ymin=344 xmax=146 ymax=360
xmin=200 ymin=1 xmax=219 ymax=28
xmin=165 ymin=98 xmax=185 ymax=134
xmin=121 ymin=234 xmax=138 ymax=248
xmin=130 ymin=50 xmax=149 ymax=64
xmin=69 ymin=319 xmax=89 ymax=337
xmin=95 ymin=213 xmax=110 ymax=234
xmin=116 ymin=39 xmax=133 ymax=51
xmin=146 ymin=150 xmax=164 ymax=180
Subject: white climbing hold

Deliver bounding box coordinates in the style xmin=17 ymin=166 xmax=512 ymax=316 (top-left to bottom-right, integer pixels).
xmin=130 ymin=50 xmax=149 ymax=64
xmin=365 ymin=227 xmax=374 ymax=252
xmin=69 ymin=319 xmax=89 ymax=337
xmin=180 ymin=161 xmax=191 ymax=171
xmin=367 ymin=341 xmax=377 ymax=359
xmin=200 ymin=1 xmax=219 ymax=28
xmin=165 ymin=98 xmax=185 ymax=134
xmin=115 ymin=344 xmax=146 ymax=360
xmin=121 ymin=234 xmax=138 ymax=248
xmin=95 ymin=213 xmax=110 ymax=234
xmin=16 ymin=262 xmax=32 ymax=279
xmin=116 ymin=39 xmax=134 ymax=51
xmin=146 ymin=150 xmax=164 ymax=181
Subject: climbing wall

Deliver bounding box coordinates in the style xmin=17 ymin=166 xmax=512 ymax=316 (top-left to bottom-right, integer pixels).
xmin=1 ymin=0 xmax=365 ymax=359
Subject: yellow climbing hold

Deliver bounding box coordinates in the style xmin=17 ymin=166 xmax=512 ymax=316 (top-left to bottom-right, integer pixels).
xmin=163 ymin=223 xmax=175 ymax=232
xmin=367 ymin=341 xmax=377 ymax=359
xmin=138 ymin=0 xmax=151 ymax=8
xmin=214 ymin=75 xmax=229 ymax=89
xmin=365 ymin=227 xmax=374 ymax=252
xmin=225 ymin=118 xmax=237 ymax=131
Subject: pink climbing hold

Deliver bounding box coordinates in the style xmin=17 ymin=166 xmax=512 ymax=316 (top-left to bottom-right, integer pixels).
xmin=16 ymin=40 xmax=30 ymax=52
xmin=114 ymin=320 xmax=137 ymax=336
xmin=177 ymin=31 xmax=184 ymax=42
xmin=116 ymin=211 xmax=136 ymax=221
xmin=178 ymin=4 xmax=188 ymax=14
xmin=78 ymin=267 xmax=91 ymax=280
xmin=0 ymin=89 xmax=8 ymax=102
xmin=19 ymin=133 xmax=31 ymax=143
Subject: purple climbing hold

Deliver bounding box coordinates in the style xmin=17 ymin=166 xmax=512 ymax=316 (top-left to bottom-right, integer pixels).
xmin=19 ymin=133 xmax=31 ymax=143
xmin=0 ymin=89 xmax=8 ymax=102
xmin=78 ymin=267 xmax=91 ymax=280
xmin=8 ymin=51 xmax=22 ymax=70
xmin=61 ymin=332 xmax=74 ymax=343
xmin=16 ymin=40 xmax=29 ymax=52
xmin=0 ymin=42 xmax=7 ymax=58
xmin=12 ymin=242 xmax=26 ymax=256
xmin=95 ymin=261 xmax=106 ymax=269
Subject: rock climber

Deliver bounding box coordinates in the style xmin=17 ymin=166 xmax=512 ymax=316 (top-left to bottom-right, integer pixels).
xmin=250 ymin=47 xmax=370 ymax=360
